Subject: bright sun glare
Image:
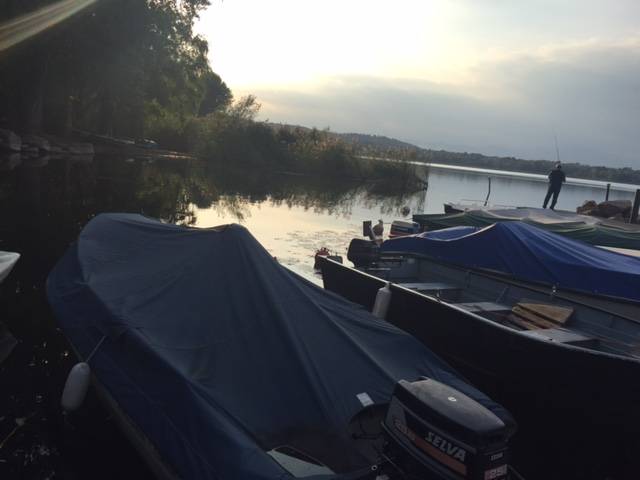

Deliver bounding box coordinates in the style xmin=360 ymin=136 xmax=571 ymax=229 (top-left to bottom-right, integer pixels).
xmin=0 ymin=0 xmax=96 ymax=52
xmin=196 ymin=0 xmax=473 ymax=89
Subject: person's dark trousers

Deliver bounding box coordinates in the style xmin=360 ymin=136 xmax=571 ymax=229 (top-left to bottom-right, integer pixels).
xmin=543 ymin=186 xmax=561 ymax=209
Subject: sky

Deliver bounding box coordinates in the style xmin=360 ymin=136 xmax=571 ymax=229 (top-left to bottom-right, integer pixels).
xmin=196 ymin=1 xmax=640 ymax=168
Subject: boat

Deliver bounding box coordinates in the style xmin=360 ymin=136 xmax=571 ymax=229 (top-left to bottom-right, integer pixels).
xmin=413 ymin=207 xmax=640 ymax=251
xmin=0 ymin=251 xmax=19 ymax=364
xmin=313 ymin=246 xmax=343 ymax=269
xmin=46 ymin=214 xmax=516 ymax=480
xmin=389 ymin=220 xmax=420 ymax=238
xmin=0 ymin=251 xmax=20 ymax=284
xmin=318 ymin=222 xmax=640 ymax=478
xmin=443 ymin=202 xmax=514 ymax=214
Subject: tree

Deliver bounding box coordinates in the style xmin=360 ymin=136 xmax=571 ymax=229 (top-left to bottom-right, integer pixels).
xmin=0 ymin=0 xmax=220 ymax=137
xmin=198 ymin=71 xmax=232 ymax=116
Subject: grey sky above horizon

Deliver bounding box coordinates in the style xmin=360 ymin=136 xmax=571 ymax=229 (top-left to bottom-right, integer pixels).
xmin=196 ymin=1 xmax=640 ymax=168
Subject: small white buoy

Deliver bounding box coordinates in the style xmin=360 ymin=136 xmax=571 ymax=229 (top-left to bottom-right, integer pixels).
xmin=61 ymin=362 xmax=91 ymax=412
xmin=372 ymin=282 xmax=392 ymax=319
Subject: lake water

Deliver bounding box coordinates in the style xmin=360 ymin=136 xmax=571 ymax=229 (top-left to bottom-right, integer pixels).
xmin=0 ymin=153 xmax=636 ymax=479
xmin=193 ymin=162 xmax=636 ymax=283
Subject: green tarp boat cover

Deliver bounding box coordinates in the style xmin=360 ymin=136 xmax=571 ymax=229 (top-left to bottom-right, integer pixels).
xmin=413 ymin=208 xmax=640 ymax=250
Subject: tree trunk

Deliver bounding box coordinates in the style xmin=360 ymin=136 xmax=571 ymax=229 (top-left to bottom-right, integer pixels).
xmin=19 ymin=46 xmax=49 ymax=133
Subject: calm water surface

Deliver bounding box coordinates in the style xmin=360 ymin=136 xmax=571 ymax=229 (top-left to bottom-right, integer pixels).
xmin=193 ymin=163 xmax=635 ymax=282
xmin=0 ymin=153 xmax=634 ymax=479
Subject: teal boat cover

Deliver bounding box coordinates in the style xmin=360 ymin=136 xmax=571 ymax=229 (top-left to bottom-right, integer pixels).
xmin=46 ymin=214 xmax=513 ymax=480
xmin=413 ymin=208 xmax=640 ymax=250
xmin=381 ymin=222 xmax=640 ymax=303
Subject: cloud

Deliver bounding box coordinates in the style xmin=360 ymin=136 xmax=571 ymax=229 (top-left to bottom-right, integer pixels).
xmin=249 ymin=38 xmax=640 ymax=168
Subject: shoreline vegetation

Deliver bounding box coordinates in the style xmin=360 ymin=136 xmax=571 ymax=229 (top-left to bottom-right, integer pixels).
xmin=148 ymin=94 xmax=423 ymax=190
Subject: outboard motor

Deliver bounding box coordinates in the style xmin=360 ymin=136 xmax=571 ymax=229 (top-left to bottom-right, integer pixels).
xmin=389 ymin=220 xmax=420 ymax=238
xmin=347 ymin=239 xmax=379 ymax=268
xmin=383 ymin=378 xmax=514 ymax=480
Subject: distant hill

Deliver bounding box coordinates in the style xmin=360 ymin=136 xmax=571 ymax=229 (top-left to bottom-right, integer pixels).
xmin=334 ymin=132 xmax=418 ymax=151
xmin=333 ymin=132 xmax=640 ymax=186
xmin=268 ymin=124 xmax=640 ymax=185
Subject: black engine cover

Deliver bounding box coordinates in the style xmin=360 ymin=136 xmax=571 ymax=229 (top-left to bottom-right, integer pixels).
xmin=383 ymin=378 xmax=513 ymax=480
xmin=346 ymin=238 xmax=379 ymax=268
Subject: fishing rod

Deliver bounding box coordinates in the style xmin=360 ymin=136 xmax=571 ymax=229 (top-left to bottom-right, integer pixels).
xmin=554 ymin=133 xmax=561 ymax=163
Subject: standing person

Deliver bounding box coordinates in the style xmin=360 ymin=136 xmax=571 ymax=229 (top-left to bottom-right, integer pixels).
xmin=543 ymin=163 xmax=566 ymax=210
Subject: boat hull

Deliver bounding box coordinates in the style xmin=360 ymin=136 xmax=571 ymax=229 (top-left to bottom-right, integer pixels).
xmin=319 ymin=257 xmax=640 ymax=479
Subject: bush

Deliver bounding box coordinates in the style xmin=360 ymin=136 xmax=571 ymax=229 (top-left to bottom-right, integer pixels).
xmin=144 ymin=101 xmax=188 ymax=151
xmin=147 ymin=96 xmax=421 ymax=189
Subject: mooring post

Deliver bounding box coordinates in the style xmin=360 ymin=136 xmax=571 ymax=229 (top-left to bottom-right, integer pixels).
xmin=363 ymin=220 xmax=372 ymax=239
xmin=484 ymin=177 xmax=492 ymax=206
xmin=631 ymin=189 xmax=640 ymax=224
xmin=605 ymin=183 xmax=611 ymax=201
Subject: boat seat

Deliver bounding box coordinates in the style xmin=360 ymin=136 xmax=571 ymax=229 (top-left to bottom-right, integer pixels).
xmin=520 ymin=328 xmax=597 ymax=348
xmin=455 ymin=302 xmax=511 ymax=313
xmin=397 ymin=282 xmax=460 ymax=293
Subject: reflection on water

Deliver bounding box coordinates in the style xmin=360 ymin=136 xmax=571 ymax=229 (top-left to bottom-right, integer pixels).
xmin=192 ymin=168 xmax=427 ymax=282
xmin=0 ymin=152 xmax=632 ymax=479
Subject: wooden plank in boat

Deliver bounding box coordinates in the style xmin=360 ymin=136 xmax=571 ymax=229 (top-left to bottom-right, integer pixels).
xmin=397 ymin=282 xmax=460 ymax=293
xmin=505 ymin=313 xmax=542 ymax=331
xmin=456 ymin=302 xmax=511 ymax=313
xmin=511 ymin=305 xmax=559 ymax=330
xmin=517 ymin=302 xmax=573 ymax=324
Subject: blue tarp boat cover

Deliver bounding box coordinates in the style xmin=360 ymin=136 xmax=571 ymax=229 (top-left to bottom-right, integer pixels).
xmin=381 ymin=222 xmax=640 ymax=303
xmin=47 ymin=214 xmax=512 ymax=480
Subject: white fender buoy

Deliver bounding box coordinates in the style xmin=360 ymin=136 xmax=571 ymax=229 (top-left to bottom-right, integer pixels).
xmin=372 ymin=282 xmax=392 ymax=319
xmin=61 ymin=362 xmax=91 ymax=412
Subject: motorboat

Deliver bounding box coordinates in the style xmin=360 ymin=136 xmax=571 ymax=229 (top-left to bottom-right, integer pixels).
xmin=0 ymin=251 xmax=19 ymax=364
xmin=414 ymin=207 xmax=640 ymax=251
xmin=47 ymin=214 xmax=516 ymax=480
xmin=0 ymin=251 xmax=20 ymax=284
